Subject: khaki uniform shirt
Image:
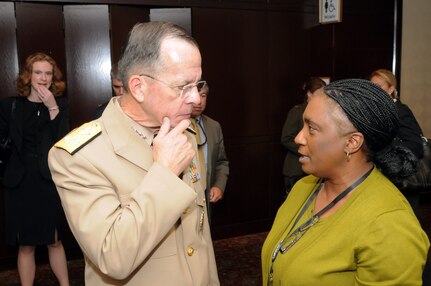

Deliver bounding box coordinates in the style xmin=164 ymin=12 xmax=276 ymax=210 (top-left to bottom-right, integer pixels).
xmin=48 ymin=97 xmax=219 ymax=285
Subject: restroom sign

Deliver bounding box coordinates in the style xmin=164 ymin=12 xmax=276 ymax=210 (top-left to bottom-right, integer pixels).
xmin=319 ymin=0 xmax=343 ymax=24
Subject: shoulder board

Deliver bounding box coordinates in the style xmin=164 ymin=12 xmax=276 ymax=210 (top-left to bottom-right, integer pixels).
xmin=54 ymin=122 xmax=102 ymax=155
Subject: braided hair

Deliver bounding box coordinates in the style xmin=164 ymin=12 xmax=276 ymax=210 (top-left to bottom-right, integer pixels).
xmin=323 ymin=79 xmax=417 ymax=183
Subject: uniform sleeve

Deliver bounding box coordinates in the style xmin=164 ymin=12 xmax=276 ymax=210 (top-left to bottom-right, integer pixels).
xmin=48 ymin=147 xmax=197 ymax=279
xmin=355 ymin=209 xmax=430 ymax=285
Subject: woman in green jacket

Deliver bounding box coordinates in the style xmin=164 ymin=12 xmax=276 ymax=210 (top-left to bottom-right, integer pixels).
xmin=262 ymin=79 xmax=429 ymax=286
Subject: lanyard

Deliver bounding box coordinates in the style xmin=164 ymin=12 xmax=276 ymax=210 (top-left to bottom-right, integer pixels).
xmin=267 ymin=167 xmax=373 ymax=286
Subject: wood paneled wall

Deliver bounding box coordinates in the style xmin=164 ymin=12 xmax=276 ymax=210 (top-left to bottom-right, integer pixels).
xmin=0 ymin=0 xmax=399 ymax=269
xmin=64 ymin=5 xmax=112 ymax=126
xmin=0 ymin=3 xmax=19 ymax=102
xmin=16 ymin=3 xmax=67 ymax=75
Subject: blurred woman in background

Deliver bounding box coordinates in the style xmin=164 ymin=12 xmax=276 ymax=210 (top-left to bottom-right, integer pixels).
xmin=370 ymin=68 xmax=424 ymax=212
xmin=0 ymin=52 xmax=70 ymax=286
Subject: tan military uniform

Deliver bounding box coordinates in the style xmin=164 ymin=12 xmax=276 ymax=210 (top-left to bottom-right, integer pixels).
xmin=48 ymin=97 xmax=219 ymax=285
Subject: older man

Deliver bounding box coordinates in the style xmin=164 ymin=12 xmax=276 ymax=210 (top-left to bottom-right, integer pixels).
xmin=48 ymin=22 xmax=219 ymax=286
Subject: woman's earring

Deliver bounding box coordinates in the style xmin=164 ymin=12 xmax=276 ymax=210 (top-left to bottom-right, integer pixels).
xmin=346 ymin=151 xmax=351 ymax=162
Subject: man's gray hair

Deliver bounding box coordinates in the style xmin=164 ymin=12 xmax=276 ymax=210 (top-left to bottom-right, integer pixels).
xmin=118 ymin=21 xmax=199 ymax=92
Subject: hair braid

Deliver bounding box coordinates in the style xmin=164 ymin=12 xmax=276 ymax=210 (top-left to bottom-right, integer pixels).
xmin=323 ymin=79 xmax=417 ymax=182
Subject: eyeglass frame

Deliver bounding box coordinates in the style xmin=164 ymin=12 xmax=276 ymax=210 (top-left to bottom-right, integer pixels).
xmin=140 ymin=73 xmax=206 ymax=98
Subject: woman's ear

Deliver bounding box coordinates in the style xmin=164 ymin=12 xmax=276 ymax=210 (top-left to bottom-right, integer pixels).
xmin=345 ymin=132 xmax=364 ymax=155
xmin=128 ymin=75 xmax=146 ymax=102
xmin=388 ymin=85 xmax=396 ymax=98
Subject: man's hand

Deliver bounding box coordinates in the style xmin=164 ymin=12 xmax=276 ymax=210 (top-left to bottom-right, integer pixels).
xmin=153 ymin=117 xmax=195 ymax=176
xmin=209 ymin=187 xmax=224 ymax=203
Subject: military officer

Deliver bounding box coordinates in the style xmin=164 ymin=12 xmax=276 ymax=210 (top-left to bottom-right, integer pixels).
xmin=48 ymin=22 xmax=219 ymax=286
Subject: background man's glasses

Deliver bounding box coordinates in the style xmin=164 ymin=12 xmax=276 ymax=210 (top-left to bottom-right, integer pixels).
xmin=140 ymin=74 xmax=206 ymax=98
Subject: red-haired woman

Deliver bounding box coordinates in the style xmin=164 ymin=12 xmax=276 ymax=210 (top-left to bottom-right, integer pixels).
xmin=0 ymin=52 xmax=70 ymax=286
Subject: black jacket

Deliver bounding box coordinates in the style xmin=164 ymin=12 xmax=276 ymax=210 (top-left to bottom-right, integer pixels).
xmin=0 ymin=96 xmax=69 ymax=188
xmin=396 ymin=100 xmax=423 ymax=159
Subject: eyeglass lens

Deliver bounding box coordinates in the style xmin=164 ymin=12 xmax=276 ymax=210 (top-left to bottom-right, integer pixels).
xmin=181 ymin=81 xmax=206 ymax=97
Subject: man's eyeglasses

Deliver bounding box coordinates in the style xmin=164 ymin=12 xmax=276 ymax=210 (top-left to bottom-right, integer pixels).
xmin=140 ymin=74 xmax=206 ymax=98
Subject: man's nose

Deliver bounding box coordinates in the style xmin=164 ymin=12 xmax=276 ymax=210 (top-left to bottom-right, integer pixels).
xmin=186 ymin=87 xmax=201 ymax=105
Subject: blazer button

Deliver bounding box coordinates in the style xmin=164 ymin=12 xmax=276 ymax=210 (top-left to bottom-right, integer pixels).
xmin=187 ymin=247 xmax=195 ymax=256
xmin=183 ymin=207 xmax=190 ymax=214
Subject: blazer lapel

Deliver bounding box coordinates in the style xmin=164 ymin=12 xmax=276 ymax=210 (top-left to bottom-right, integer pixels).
xmin=201 ymin=115 xmax=213 ymax=178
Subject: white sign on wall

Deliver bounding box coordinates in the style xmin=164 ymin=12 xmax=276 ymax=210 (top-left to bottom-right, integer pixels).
xmin=319 ymin=0 xmax=343 ymax=24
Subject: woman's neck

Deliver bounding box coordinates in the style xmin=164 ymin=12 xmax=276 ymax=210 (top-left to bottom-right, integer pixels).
xmin=316 ymin=162 xmax=373 ymax=214
xmin=27 ymin=91 xmax=42 ymax=103
xmin=325 ymin=162 xmax=373 ymax=194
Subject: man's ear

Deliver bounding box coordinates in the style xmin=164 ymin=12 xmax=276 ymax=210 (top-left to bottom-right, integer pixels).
xmin=345 ymin=132 xmax=364 ymax=155
xmin=128 ymin=75 xmax=146 ymax=102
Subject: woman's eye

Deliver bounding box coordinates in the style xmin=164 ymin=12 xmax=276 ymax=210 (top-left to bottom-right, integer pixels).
xmin=308 ymin=125 xmax=316 ymax=132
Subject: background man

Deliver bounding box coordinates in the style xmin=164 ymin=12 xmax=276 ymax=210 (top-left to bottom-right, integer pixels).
xmin=94 ymin=63 xmax=125 ymax=118
xmin=191 ymin=83 xmax=229 ymax=225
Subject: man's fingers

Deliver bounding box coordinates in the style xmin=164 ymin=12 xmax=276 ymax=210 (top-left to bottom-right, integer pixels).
xmin=158 ymin=118 xmax=191 ymax=138
xmin=157 ymin=117 xmax=171 ymax=137
xmin=169 ymin=119 xmax=190 ymax=136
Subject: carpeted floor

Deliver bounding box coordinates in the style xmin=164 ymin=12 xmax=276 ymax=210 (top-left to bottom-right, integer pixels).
xmin=1 ymin=194 xmax=431 ymax=286
xmin=0 ymin=232 xmax=267 ymax=286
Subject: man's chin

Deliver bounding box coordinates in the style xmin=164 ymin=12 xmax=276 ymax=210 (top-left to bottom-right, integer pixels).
xmin=170 ymin=116 xmax=191 ymax=126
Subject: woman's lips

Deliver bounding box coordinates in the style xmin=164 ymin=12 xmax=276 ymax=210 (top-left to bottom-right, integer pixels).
xmin=298 ymin=153 xmax=310 ymax=163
